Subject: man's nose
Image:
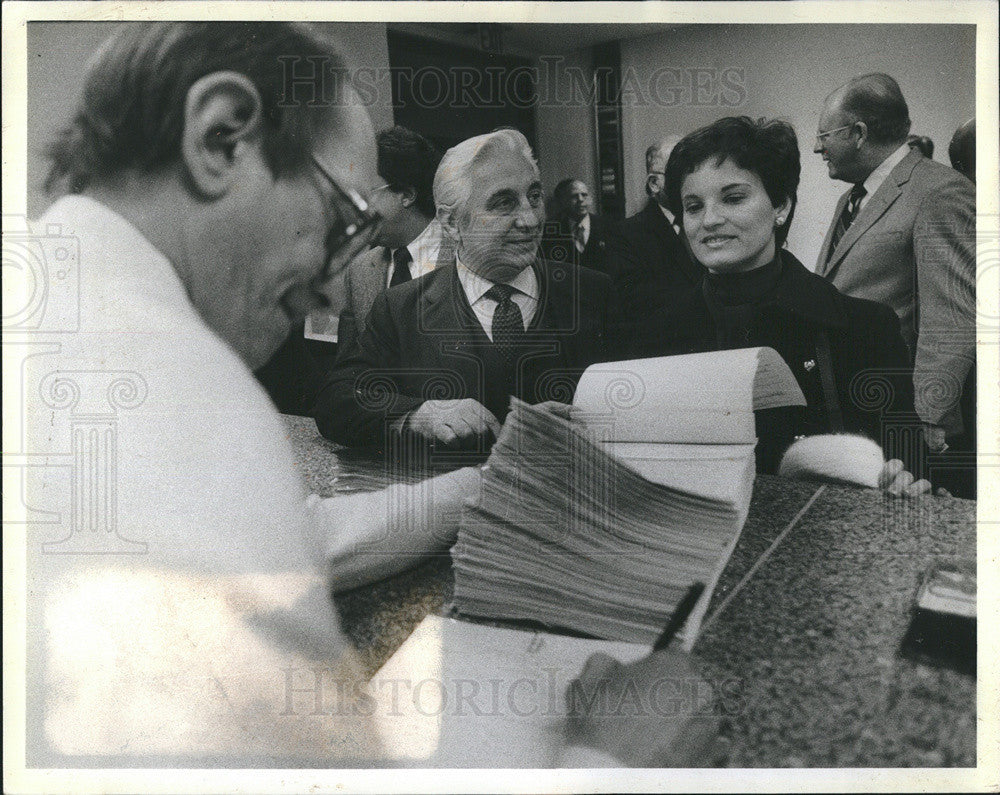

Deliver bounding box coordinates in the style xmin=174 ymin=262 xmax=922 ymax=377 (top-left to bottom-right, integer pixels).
xmin=812 ymin=138 xmax=824 ymax=154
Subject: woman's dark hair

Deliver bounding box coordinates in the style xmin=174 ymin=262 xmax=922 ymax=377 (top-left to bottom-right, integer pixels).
xmin=665 ymin=116 xmax=800 ymax=247
xmin=45 ymin=22 xmax=347 ymax=195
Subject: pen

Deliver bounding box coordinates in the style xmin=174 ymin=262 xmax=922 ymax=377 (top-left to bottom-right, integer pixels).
xmin=652 ymin=582 xmax=706 ymax=652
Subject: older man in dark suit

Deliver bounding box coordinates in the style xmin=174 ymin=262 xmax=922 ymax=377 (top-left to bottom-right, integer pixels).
xmin=617 ymin=137 xmax=703 ymax=318
xmin=543 ymin=178 xmax=622 ymax=277
xmin=814 ymin=73 xmax=976 ymax=496
xmin=314 ymin=129 xmax=610 ymax=452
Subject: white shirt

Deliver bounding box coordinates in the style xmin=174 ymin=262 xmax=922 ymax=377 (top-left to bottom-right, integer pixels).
xmin=573 ymin=213 xmax=591 ymax=250
xmin=658 ymin=202 xmax=679 ymax=229
xmin=20 ymin=196 xmax=480 ymax=766
xmin=386 ymin=217 xmax=443 ymax=288
xmin=859 ymin=142 xmax=911 ymax=212
xmin=456 ymin=255 xmax=541 ymax=340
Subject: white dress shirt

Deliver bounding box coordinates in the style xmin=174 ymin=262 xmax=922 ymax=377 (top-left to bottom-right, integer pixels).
xmin=455 ymin=255 xmax=541 ymax=340
xmin=859 ymin=142 xmax=911 ymax=212
xmin=20 ymin=196 xmax=480 ymax=766
xmin=574 ymin=213 xmax=591 ymax=251
xmin=386 ymin=217 xmax=443 ymax=288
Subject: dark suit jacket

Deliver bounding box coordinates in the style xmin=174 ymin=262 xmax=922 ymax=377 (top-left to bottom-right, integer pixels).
xmin=542 ymin=213 xmax=622 ymax=278
xmin=614 ymin=200 xmax=705 ymax=332
xmin=313 ymin=258 xmax=611 ymax=450
xmin=817 ymin=148 xmax=975 ymax=437
xmin=630 ymin=250 xmax=915 ymax=473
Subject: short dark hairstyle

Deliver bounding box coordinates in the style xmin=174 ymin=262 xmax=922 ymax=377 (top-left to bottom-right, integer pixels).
xmin=838 ymin=73 xmax=911 ymax=145
xmin=665 ymin=116 xmax=800 ymax=247
xmin=45 ymin=22 xmax=346 ymax=195
xmin=376 ymin=126 xmax=441 ymax=219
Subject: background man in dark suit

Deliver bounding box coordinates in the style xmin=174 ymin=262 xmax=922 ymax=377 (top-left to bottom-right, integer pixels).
xmin=814 ymin=73 xmax=976 ymax=496
xmin=617 ymin=137 xmax=703 ymax=317
xmin=314 ymin=129 xmax=610 ymax=453
xmin=544 ymin=177 xmax=619 ymax=277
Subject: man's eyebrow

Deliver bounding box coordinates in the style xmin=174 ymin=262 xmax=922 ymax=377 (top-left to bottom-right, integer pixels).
xmin=487 ymin=188 xmax=518 ymax=204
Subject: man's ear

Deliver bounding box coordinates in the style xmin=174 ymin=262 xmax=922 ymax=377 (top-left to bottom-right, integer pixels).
xmin=853 ymin=121 xmax=869 ymax=149
xmin=437 ymin=205 xmax=460 ymax=244
xmin=399 ymin=186 xmax=418 ymax=209
xmin=181 ymin=71 xmax=265 ymax=199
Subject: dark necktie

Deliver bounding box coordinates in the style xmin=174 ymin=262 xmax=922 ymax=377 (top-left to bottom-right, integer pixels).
xmin=485 ymin=283 xmax=525 ymax=367
xmin=389 ymin=247 xmax=413 ymax=288
xmin=827 ymin=183 xmax=868 ymax=261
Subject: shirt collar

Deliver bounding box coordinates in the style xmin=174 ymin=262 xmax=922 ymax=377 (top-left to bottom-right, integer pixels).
xmin=404 ymin=217 xmax=443 ymax=270
xmin=455 ymin=255 xmax=539 ymax=304
xmin=657 ymin=202 xmax=677 ymax=227
xmin=862 ymin=142 xmax=911 ymax=199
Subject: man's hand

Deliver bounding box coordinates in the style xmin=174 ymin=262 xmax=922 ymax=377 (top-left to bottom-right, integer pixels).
xmin=564 ymin=649 xmax=724 ymax=767
xmin=406 ymin=399 xmax=502 ymax=446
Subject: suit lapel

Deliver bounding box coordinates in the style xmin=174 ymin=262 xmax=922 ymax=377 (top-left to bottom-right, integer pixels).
xmin=817 ymin=191 xmax=850 ymax=276
xmin=356 ymin=246 xmax=390 ymax=311
xmin=416 ymin=265 xmax=485 ymax=386
xmin=822 ymin=149 xmax=919 ymax=278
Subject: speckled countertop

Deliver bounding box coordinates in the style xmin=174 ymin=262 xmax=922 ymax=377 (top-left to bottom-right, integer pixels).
xmin=284 ymin=415 xmax=977 ymax=767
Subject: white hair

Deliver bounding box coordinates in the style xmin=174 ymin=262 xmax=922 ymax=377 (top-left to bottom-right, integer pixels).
xmin=433 ymin=129 xmax=539 ymax=227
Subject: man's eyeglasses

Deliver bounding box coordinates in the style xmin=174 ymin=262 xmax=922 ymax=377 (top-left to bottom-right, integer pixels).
xmin=814 ymin=124 xmax=855 ymax=146
xmin=310 ymin=153 xmax=381 ymax=280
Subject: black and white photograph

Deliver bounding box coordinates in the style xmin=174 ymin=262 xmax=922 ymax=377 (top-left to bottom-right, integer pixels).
xmin=2 ymin=1 xmax=997 ymax=792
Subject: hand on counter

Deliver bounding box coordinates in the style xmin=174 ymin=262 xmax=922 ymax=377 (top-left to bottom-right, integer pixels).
xmin=406 ymin=398 xmax=501 ymax=446
xmin=561 ymin=648 xmax=724 ymax=768
xmin=878 ymin=459 xmax=952 ymax=498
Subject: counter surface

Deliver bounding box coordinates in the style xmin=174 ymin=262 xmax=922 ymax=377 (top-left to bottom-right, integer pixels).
xmin=285 ymin=415 xmax=976 ymax=767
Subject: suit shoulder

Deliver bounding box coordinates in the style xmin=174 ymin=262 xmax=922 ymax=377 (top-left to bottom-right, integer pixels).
xmin=910 ymin=157 xmax=975 ymax=193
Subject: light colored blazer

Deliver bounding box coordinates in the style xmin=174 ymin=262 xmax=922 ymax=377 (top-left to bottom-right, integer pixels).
xmin=816 ymin=149 xmax=975 ymax=434
xmin=337 ymin=237 xmax=454 ymax=355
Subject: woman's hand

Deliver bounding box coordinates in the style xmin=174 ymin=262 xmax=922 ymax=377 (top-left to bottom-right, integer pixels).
xmin=878 ymin=459 xmax=951 ymax=497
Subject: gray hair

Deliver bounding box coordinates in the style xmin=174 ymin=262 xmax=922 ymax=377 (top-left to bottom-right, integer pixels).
xmin=433 ymin=128 xmax=539 ymax=227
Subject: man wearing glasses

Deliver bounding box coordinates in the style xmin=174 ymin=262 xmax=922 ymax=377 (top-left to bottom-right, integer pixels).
xmin=813 ymin=72 xmax=976 ymax=498
xmin=21 ymin=22 xmax=714 ymax=769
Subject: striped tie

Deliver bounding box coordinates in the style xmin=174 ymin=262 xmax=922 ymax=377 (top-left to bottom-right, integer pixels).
xmin=826 ymin=183 xmax=867 ymax=263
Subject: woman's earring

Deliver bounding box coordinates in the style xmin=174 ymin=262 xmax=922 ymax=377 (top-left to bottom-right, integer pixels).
xmin=776 ymin=216 xmax=785 ymax=226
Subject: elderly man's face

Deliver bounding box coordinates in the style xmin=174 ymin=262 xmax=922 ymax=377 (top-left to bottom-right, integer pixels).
xmin=194 ymin=106 xmax=378 ymax=369
xmin=454 ymin=149 xmax=544 ymax=283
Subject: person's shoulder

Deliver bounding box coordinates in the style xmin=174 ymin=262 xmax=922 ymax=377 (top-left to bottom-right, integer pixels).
xmin=907 ymin=154 xmax=974 ymax=193
xmin=538 ymin=257 xmax=610 ymax=290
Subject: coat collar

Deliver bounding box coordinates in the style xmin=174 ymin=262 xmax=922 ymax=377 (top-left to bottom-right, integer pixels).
xmin=769 ymin=249 xmax=853 ymax=329
xmin=821 ymin=147 xmax=922 ymax=275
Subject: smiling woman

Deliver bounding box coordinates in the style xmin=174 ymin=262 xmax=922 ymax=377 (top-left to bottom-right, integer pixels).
xmin=626 ymin=116 xmax=920 ymax=483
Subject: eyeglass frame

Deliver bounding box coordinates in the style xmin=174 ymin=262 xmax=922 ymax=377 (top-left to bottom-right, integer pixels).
xmin=814 ymin=123 xmax=856 ymax=146
xmin=309 ymin=152 xmax=381 ymax=280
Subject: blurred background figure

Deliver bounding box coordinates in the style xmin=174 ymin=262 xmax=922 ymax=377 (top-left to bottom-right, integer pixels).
xmin=948 ymin=117 xmax=976 ymax=182
xmin=543 ymin=177 xmax=620 ymax=277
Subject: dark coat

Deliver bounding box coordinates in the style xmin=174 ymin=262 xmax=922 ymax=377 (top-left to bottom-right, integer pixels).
xmin=619 ymin=199 xmax=703 ymax=299
xmin=313 ymin=258 xmax=611 ymax=451
xmin=541 ymin=213 xmax=622 ymax=278
xmin=629 ymin=250 xmax=915 ymax=473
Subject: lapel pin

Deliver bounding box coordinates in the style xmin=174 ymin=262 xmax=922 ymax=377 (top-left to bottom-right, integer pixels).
xmin=803 ymin=359 xmax=816 ymax=371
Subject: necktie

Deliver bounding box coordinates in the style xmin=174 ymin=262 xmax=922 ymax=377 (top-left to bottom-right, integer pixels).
xmin=573 ymin=221 xmax=587 ymax=254
xmin=827 ymin=184 xmax=867 ymax=261
xmin=389 ymin=247 xmax=413 ymax=288
xmin=485 ymin=283 xmax=525 ymax=367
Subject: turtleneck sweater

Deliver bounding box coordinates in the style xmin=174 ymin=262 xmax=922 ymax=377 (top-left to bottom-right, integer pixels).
xmin=701 ymin=254 xmax=783 ymax=349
